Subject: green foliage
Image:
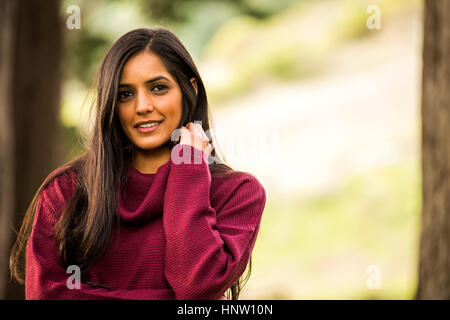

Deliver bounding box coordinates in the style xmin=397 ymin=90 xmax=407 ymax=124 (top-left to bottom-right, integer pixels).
xmin=203 ymin=0 xmax=377 ymax=106
xmin=60 ymin=0 xmax=301 ymax=89
xmin=138 ymin=0 xmax=300 ymax=24
xmin=63 ymin=31 xmax=110 ymax=85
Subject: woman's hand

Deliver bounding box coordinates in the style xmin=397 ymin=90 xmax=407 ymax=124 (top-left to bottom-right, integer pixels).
xmin=178 ymin=122 xmax=212 ymax=157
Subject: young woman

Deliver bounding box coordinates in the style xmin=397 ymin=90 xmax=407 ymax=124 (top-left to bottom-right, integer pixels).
xmin=10 ymin=27 xmax=266 ymax=300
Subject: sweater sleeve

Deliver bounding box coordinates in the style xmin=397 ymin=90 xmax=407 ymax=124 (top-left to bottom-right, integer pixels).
xmin=25 ymin=172 xmax=173 ymax=300
xmin=163 ymin=144 xmax=266 ymax=300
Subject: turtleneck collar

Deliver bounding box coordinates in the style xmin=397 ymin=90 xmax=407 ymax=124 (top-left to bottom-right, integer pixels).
xmin=116 ymin=159 xmax=172 ymax=225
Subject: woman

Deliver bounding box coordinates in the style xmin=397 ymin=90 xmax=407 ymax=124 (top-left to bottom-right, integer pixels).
xmin=10 ymin=27 xmax=266 ymax=300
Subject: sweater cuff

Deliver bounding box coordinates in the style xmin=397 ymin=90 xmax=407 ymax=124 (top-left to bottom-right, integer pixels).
xmin=169 ymin=143 xmax=211 ymax=183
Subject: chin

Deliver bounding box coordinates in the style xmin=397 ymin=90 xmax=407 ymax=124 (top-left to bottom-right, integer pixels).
xmin=134 ymin=139 xmax=167 ymax=151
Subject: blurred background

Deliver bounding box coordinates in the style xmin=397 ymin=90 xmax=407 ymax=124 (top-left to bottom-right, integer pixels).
xmin=2 ymin=0 xmax=448 ymax=300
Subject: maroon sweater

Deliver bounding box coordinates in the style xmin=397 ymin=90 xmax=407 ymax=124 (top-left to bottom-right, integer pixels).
xmin=25 ymin=145 xmax=266 ymax=299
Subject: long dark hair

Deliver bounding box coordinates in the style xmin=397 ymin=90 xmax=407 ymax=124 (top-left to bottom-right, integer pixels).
xmin=9 ymin=27 xmax=252 ymax=300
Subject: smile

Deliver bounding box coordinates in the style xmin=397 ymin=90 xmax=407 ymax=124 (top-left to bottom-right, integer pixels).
xmin=135 ymin=121 xmax=162 ymax=133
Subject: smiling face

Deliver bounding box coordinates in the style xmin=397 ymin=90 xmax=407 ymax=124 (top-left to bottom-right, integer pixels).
xmin=116 ymin=50 xmax=185 ymax=154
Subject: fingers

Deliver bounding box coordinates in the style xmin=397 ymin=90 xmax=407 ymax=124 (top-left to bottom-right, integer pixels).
xmin=179 ymin=122 xmax=211 ymax=156
xmin=178 ymin=126 xmax=191 ymax=145
xmin=186 ymin=122 xmax=209 ymax=141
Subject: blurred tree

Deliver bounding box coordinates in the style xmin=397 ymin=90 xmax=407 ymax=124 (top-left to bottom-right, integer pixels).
xmin=61 ymin=0 xmax=300 ymax=88
xmin=137 ymin=0 xmax=297 ymax=23
xmin=417 ymin=0 xmax=450 ymax=299
xmin=0 ymin=0 xmax=66 ymax=299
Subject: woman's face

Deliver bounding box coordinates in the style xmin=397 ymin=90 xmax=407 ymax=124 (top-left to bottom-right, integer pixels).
xmin=116 ymin=50 xmax=195 ymax=152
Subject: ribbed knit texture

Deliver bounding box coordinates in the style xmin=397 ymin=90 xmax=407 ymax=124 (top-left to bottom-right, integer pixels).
xmin=25 ymin=145 xmax=266 ymax=300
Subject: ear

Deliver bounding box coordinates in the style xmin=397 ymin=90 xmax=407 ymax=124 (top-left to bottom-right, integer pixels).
xmin=190 ymin=77 xmax=198 ymax=96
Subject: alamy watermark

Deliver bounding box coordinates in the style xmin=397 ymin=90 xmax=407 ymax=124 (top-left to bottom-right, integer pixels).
xmin=66 ymin=5 xmax=81 ymax=30
xmin=366 ymin=264 xmax=381 ymax=290
xmin=169 ymin=120 xmax=280 ymax=166
xmin=66 ymin=265 xmax=81 ymax=289
xmin=366 ymin=5 xmax=381 ymax=30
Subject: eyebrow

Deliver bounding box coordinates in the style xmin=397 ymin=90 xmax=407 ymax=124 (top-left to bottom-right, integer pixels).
xmin=119 ymin=75 xmax=170 ymax=88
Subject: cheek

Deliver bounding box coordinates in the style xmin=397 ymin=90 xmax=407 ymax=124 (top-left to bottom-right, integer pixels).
xmin=161 ymin=93 xmax=183 ymax=126
xmin=168 ymin=105 xmax=182 ymax=125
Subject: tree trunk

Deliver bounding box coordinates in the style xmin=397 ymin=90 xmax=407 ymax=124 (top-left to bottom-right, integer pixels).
xmin=417 ymin=0 xmax=450 ymax=299
xmin=0 ymin=0 xmax=65 ymax=299
xmin=0 ymin=0 xmax=18 ymax=301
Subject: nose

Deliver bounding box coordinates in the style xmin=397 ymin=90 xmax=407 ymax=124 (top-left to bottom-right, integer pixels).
xmin=135 ymin=90 xmax=154 ymax=114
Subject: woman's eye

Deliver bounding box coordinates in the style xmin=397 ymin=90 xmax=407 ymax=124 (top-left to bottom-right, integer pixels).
xmin=118 ymin=91 xmax=133 ymax=100
xmin=152 ymin=84 xmax=167 ymax=92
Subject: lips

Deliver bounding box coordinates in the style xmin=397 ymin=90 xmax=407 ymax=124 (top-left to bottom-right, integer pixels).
xmin=134 ymin=120 xmax=163 ymax=128
xmin=135 ymin=121 xmax=162 ymax=134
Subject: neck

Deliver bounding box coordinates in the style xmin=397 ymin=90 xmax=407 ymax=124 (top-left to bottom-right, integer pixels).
xmin=132 ymin=143 xmax=171 ymax=174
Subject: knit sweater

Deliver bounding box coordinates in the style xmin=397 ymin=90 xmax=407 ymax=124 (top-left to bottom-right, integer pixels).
xmin=25 ymin=144 xmax=266 ymax=300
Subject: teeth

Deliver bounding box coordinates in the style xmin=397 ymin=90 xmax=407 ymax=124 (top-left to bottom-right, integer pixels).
xmin=139 ymin=122 xmax=160 ymax=128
